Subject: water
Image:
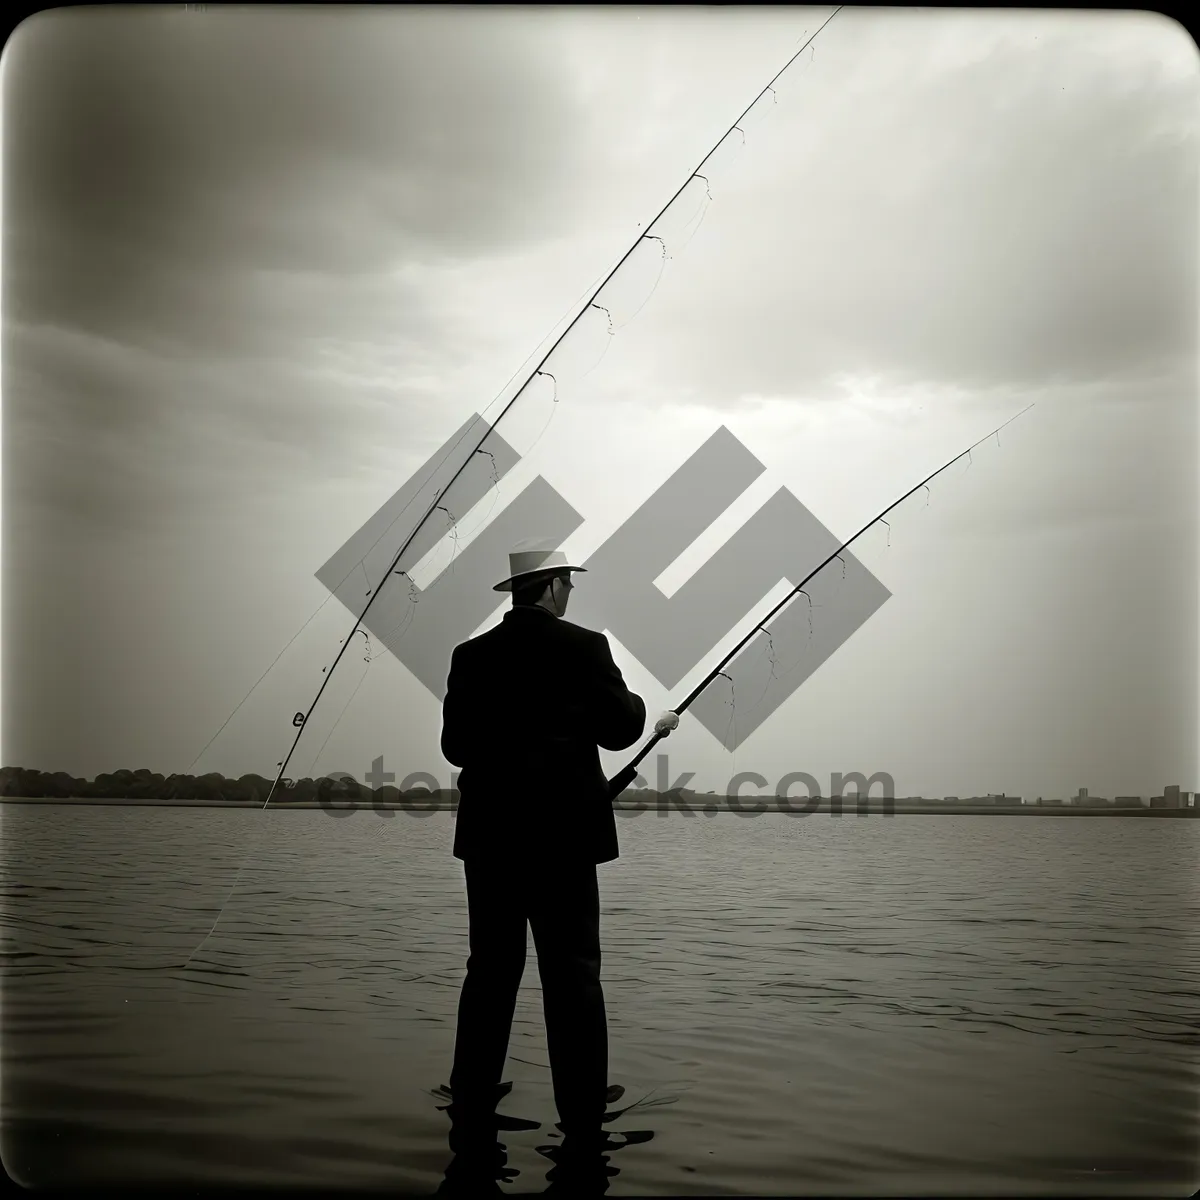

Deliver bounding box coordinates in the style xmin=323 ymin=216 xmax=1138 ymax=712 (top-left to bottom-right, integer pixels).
xmin=2 ymin=805 xmax=1197 ymax=1194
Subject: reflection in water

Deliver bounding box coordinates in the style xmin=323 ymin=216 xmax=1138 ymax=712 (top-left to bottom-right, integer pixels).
xmin=434 ymin=1084 xmax=659 ymax=1196
xmin=436 ymin=1101 xmax=538 ymax=1194
xmin=537 ymin=1128 xmax=655 ymax=1196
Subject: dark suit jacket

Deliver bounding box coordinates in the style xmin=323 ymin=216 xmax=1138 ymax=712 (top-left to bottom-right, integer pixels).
xmin=441 ymin=605 xmax=647 ymax=865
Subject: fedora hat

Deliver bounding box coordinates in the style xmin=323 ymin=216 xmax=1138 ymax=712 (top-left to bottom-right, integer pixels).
xmin=493 ymin=537 xmax=588 ymax=593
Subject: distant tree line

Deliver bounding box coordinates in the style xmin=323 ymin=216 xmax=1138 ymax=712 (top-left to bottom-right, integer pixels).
xmin=0 ymin=766 xmax=440 ymax=804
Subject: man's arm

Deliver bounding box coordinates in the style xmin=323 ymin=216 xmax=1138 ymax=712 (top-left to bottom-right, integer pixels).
xmin=440 ymin=644 xmax=472 ymax=768
xmin=587 ymin=632 xmax=647 ymax=752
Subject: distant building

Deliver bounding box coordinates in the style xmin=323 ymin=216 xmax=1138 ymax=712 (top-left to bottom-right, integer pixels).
xmin=1114 ymin=796 xmax=1145 ymax=807
xmin=1038 ymin=797 xmax=1062 ymax=805
xmin=1149 ymin=785 xmax=1186 ymax=808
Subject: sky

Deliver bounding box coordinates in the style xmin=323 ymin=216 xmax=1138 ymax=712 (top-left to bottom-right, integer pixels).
xmin=2 ymin=5 xmax=1197 ymax=800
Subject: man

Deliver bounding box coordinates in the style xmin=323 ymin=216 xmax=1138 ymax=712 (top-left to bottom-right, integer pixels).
xmin=440 ymin=536 xmax=678 ymax=1139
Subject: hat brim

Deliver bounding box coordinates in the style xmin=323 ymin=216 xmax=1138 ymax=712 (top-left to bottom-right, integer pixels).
xmin=493 ymin=565 xmax=587 ymax=593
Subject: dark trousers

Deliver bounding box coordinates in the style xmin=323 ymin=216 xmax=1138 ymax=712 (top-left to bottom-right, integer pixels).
xmin=450 ymin=857 xmax=608 ymax=1129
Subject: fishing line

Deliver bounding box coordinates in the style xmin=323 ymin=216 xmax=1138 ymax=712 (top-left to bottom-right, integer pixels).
xmin=177 ymin=8 xmax=847 ymax=969
xmin=581 ymin=303 xmax=616 ymax=379
xmin=370 ymin=571 xmax=421 ymax=648
xmin=673 ymin=181 xmax=714 ymax=258
xmin=183 ymin=592 xmax=338 ymax=777
xmin=434 ymin=504 xmax=461 ymax=580
xmin=726 ymin=666 xmax=744 ymax=806
xmin=755 ymin=590 xmax=821 ymax=698
xmin=535 ymin=368 xmax=558 ymax=404
xmin=720 ymin=670 xmax=738 ymax=756
xmin=451 ymin=448 xmax=504 ymax=546
xmin=307 ymin=652 xmax=373 ymax=782
xmin=613 ymin=234 xmax=673 ymax=333
xmin=178 ymin=800 xmax=275 ymax=975
xmin=521 ymin=373 xmax=563 ymax=461
xmin=185 ymin=562 xmax=373 ymax=776
xmin=749 ymin=622 xmax=782 ymax=715
xmin=179 ymin=640 xmax=374 ymax=977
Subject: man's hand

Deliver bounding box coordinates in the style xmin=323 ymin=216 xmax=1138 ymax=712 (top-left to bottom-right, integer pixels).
xmin=654 ymin=711 xmax=680 ymax=736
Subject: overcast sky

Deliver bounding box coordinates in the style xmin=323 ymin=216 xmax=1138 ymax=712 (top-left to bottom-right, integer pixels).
xmin=2 ymin=6 xmax=1196 ymax=799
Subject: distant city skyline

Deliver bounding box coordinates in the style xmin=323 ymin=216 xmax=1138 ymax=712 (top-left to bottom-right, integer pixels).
xmin=1 ymin=764 xmax=1194 ymax=811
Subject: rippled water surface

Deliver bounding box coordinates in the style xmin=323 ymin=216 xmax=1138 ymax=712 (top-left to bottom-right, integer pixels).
xmin=2 ymin=805 xmax=1197 ymax=1194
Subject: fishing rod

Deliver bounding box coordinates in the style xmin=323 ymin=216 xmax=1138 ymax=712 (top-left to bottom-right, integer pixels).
xmin=605 ymin=402 xmax=1037 ymax=799
xmin=260 ymin=7 xmax=845 ymax=809
xmin=175 ymin=11 xmax=848 ymax=973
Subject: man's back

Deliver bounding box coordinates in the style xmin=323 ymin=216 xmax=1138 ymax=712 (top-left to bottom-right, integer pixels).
xmin=441 ymin=606 xmax=646 ymax=864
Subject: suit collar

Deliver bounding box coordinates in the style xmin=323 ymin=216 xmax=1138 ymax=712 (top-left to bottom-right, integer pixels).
xmin=503 ymin=604 xmax=558 ymax=622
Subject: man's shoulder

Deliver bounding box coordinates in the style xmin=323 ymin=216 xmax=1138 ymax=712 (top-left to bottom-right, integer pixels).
xmin=554 ymin=617 xmax=609 ymax=652
xmin=451 ymin=616 xmax=529 ymax=658
xmin=450 ymin=629 xmax=489 ymax=661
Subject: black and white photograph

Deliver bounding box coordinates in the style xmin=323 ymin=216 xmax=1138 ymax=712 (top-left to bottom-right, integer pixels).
xmin=2 ymin=5 xmax=1197 ymax=1194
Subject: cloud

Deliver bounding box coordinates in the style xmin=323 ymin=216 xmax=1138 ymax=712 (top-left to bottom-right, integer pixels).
xmin=602 ymin=11 xmax=1198 ymax=402
xmin=2 ymin=7 xmax=608 ymax=534
xmin=3 ymin=7 xmax=587 ymax=350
